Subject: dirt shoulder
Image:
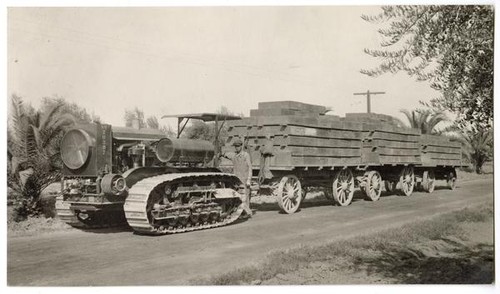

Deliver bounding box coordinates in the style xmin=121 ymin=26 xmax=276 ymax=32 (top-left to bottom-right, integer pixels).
xmin=7 ymin=203 xmax=73 ymax=238
xmin=198 ymin=202 xmax=494 ymax=285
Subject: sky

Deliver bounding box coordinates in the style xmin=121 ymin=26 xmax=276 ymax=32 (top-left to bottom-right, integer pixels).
xmin=7 ymin=6 xmax=442 ymax=128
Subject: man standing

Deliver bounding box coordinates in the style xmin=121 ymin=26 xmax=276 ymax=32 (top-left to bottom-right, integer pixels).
xmin=221 ymin=137 xmax=253 ymax=217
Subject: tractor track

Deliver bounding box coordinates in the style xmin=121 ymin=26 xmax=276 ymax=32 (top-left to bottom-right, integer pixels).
xmin=124 ymin=173 xmax=244 ymax=235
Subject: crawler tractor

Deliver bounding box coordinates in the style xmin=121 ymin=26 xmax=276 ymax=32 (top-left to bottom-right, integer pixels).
xmin=55 ymin=113 xmax=244 ymax=235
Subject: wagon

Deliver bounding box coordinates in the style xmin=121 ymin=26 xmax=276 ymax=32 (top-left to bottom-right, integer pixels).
xmin=220 ymin=101 xmax=465 ymax=214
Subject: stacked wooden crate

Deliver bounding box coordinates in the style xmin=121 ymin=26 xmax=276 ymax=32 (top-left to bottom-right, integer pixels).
xmin=419 ymin=134 xmax=462 ymax=167
xmin=343 ymin=113 xmax=400 ymax=125
xmin=221 ymin=101 xmax=363 ymax=169
xmin=343 ymin=113 xmax=422 ymax=166
xmin=220 ymin=101 xmax=463 ymax=171
xmin=250 ymin=101 xmax=330 ymax=116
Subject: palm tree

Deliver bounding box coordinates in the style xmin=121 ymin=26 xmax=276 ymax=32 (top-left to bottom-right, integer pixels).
xmin=8 ymin=95 xmax=75 ymax=218
xmin=400 ymin=109 xmax=450 ymax=134
xmin=455 ymin=128 xmax=493 ymax=174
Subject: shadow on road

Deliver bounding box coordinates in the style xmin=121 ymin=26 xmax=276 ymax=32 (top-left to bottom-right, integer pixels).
xmin=251 ymin=197 xmax=334 ymax=213
xmin=80 ymin=225 xmax=133 ymax=234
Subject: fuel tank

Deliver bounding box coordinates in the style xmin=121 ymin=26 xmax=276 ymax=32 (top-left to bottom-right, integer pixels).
xmin=156 ymin=138 xmax=215 ymax=164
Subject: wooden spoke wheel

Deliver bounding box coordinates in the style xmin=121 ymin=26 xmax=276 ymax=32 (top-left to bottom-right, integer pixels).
xmin=384 ymin=180 xmax=396 ymax=194
xmin=276 ymin=175 xmax=303 ymax=214
xmin=399 ymin=166 xmax=415 ymax=196
xmin=364 ymin=171 xmax=382 ymax=201
xmin=332 ymin=168 xmax=354 ymax=206
xmin=422 ymin=170 xmax=436 ymax=193
xmin=447 ymin=171 xmax=456 ymax=190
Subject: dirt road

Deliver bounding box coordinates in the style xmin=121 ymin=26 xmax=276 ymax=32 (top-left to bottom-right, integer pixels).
xmin=8 ymin=178 xmax=493 ymax=286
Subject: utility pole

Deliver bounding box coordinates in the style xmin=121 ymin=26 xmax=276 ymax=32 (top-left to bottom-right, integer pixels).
xmin=353 ymin=90 xmax=386 ymax=113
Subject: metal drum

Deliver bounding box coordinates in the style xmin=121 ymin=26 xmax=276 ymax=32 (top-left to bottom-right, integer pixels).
xmin=156 ymin=138 xmax=215 ymax=164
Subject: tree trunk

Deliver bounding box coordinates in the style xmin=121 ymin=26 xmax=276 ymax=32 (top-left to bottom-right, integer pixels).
xmin=18 ymin=168 xmax=34 ymax=187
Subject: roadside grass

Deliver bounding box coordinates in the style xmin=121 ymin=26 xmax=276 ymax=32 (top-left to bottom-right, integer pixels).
xmin=7 ymin=211 xmax=72 ymax=237
xmin=194 ymin=202 xmax=493 ymax=285
xmin=457 ymin=161 xmax=493 ymax=182
xmin=8 ymin=184 xmax=71 ymax=237
xmin=457 ymin=169 xmax=493 ymax=182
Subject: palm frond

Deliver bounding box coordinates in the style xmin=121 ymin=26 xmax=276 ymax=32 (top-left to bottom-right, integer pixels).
xmin=400 ymin=109 xmax=414 ymax=128
xmin=39 ymin=101 xmax=64 ymax=131
xmin=427 ymin=112 xmax=449 ymax=134
xmin=418 ymin=110 xmax=432 ymax=133
xmin=49 ymin=113 xmax=76 ymax=132
xmin=9 ymin=96 xmax=28 ymax=151
xmin=400 ymin=108 xmax=451 ymax=134
xmin=30 ymin=125 xmax=43 ymax=151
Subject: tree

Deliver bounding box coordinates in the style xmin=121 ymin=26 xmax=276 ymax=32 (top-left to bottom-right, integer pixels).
xmin=41 ymin=96 xmax=101 ymax=123
xmin=146 ymin=116 xmax=160 ymax=129
xmin=400 ymin=109 xmax=449 ymax=134
xmin=124 ymin=107 xmax=175 ymax=136
xmin=362 ymin=5 xmax=493 ymax=129
xmin=184 ymin=120 xmax=214 ymax=141
xmin=455 ymin=127 xmax=493 ymax=174
xmin=146 ymin=115 xmax=176 ymax=137
xmin=8 ymin=95 xmax=75 ymax=219
xmin=182 ymin=106 xmax=240 ymax=143
xmin=124 ymin=107 xmax=146 ymax=128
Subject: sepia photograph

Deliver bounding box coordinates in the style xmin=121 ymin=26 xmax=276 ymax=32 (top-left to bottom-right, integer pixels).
xmin=5 ymin=2 xmax=495 ymax=290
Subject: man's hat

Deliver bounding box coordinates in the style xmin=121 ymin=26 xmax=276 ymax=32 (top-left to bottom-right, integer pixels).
xmin=232 ymin=138 xmax=243 ymax=146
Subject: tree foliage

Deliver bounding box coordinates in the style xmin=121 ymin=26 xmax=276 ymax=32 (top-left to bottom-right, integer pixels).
xmin=146 ymin=116 xmax=160 ymax=129
xmin=183 ymin=106 xmax=240 ymax=143
xmin=124 ymin=107 xmax=175 ymax=137
xmin=362 ymin=5 xmax=493 ymax=129
xmin=400 ymin=109 xmax=449 ymax=134
xmin=8 ymin=95 xmax=75 ymax=219
xmin=41 ymin=96 xmax=101 ymax=123
xmin=124 ymin=107 xmax=146 ymax=128
xmin=453 ymin=127 xmax=493 ymax=174
xmin=184 ymin=120 xmax=214 ymax=141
